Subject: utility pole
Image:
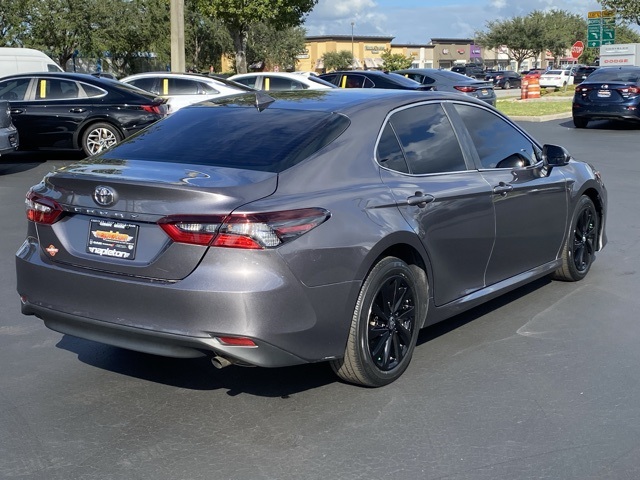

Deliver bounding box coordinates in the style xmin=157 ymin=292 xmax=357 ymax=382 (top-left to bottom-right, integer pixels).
xmin=170 ymin=0 xmax=185 ymax=72
xmin=351 ymin=22 xmax=355 ymax=68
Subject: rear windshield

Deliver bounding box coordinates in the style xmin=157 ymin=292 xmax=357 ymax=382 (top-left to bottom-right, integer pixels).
xmin=586 ymin=67 xmax=640 ymax=83
xmin=101 ymin=105 xmax=350 ymax=173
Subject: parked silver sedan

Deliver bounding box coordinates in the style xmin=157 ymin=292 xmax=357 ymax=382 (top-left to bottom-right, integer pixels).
xmin=16 ymin=89 xmax=607 ymax=387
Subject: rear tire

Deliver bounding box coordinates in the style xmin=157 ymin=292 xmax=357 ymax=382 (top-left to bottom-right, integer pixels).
xmin=553 ymin=196 xmax=598 ymax=282
xmin=503 ymin=80 xmax=511 ymax=89
xmin=331 ymin=257 xmax=424 ymax=387
xmin=81 ymin=122 xmax=122 ymax=157
xmin=573 ymin=117 xmax=588 ymax=129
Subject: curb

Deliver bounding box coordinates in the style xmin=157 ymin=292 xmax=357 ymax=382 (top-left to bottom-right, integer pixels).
xmin=509 ymin=112 xmax=572 ymax=122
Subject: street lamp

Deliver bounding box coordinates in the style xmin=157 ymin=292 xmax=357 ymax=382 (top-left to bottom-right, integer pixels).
xmin=351 ymin=22 xmax=355 ymax=68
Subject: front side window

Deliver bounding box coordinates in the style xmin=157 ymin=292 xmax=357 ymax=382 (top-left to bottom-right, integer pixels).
xmin=453 ymin=104 xmax=536 ymax=169
xmin=388 ymin=104 xmax=467 ymax=175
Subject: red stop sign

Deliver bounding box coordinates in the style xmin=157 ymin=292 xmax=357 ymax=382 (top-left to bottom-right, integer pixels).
xmin=571 ymin=41 xmax=584 ymax=59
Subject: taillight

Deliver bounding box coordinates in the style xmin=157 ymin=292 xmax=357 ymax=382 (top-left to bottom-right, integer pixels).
xmin=158 ymin=208 xmax=330 ymax=249
xmin=141 ymin=104 xmax=164 ymax=115
xmin=454 ymin=86 xmax=475 ymax=93
xmin=619 ymin=86 xmax=640 ymax=96
xmin=575 ymin=86 xmax=592 ymax=94
xmin=25 ymin=191 xmax=63 ymax=224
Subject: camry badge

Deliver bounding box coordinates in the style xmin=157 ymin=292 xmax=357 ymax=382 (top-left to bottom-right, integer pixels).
xmin=45 ymin=245 xmax=59 ymax=257
xmin=93 ymin=186 xmax=117 ymax=207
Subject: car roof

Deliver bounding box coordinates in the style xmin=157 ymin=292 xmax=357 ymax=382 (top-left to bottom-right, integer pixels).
xmin=208 ymin=87 xmax=488 ymax=116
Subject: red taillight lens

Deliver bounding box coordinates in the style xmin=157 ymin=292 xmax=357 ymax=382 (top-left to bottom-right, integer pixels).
xmin=158 ymin=208 xmax=330 ymax=249
xmin=141 ymin=104 xmax=164 ymax=115
xmin=25 ymin=191 xmax=63 ymax=224
xmin=454 ymin=86 xmax=475 ymax=93
xmin=619 ymin=86 xmax=640 ymax=95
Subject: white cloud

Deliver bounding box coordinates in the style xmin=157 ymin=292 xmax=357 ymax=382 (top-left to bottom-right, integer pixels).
xmin=310 ymin=0 xmax=378 ymax=21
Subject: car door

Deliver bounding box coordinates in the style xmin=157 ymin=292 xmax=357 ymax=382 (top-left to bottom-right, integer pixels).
xmin=7 ymin=76 xmax=92 ymax=149
xmin=449 ymin=102 xmax=568 ymax=285
xmin=377 ymin=102 xmax=496 ymax=306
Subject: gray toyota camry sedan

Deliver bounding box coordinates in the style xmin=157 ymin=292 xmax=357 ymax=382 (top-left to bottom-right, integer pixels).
xmin=16 ymin=89 xmax=607 ymax=387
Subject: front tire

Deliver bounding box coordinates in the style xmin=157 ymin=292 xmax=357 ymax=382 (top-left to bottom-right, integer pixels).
xmin=82 ymin=122 xmax=122 ymax=157
xmin=331 ymin=257 xmax=424 ymax=387
xmin=553 ymin=196 xmax=598 ymax=282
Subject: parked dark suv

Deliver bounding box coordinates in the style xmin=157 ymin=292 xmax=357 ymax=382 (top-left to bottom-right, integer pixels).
xmin=451 ymin=65 xmax=486 ymax=79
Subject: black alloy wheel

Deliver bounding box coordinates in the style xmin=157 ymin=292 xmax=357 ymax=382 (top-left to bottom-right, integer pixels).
xmin=367 ymin=275 xmax=415 ymax=371
xmin=553 ymin=196 xmax=598 ymax=282
xmin=331 ymin=257 xmax=424 ymax=387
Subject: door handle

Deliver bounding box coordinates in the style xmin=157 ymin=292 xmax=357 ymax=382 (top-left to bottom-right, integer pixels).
xmin=10 ymin=108 xmax=24 ymax=115
xmin=493 ymin=182 xmax=513 ymax=196
xmin=407 ymin=191 xmax=435 ymax=207
xmin=69 ymin=108 xmax=87 ymax=113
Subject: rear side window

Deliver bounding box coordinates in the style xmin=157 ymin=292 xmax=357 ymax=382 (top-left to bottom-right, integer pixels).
xmin=80 ymin=83 xmax=107 ymax=98
xmin=265 ymin=76 xmax=306 ymax=91
xmin=101 ymin=106 xmax=350 ymax=173
xmin=128 ymin=77 xmax=157 ymax=93
xmin=35 ymin=79 xmax=79 ymax=100
xmin=387 ymin=104 xmax=466 ymax=174
xmin=232 ymin=76 xmax=258 ymax=88
xmin=0 ymin=78 xmax=31 ymax=101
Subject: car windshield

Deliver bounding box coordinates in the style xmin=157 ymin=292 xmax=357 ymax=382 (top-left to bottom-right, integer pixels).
xmin=586 ymin=68 xmax=640 ymax=83
xmin=100 ymin=104 xmax=350 ymax=173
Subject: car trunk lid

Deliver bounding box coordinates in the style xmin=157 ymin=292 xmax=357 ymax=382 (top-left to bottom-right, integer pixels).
xmin=31 ymin=158 xmax=278 ymax=280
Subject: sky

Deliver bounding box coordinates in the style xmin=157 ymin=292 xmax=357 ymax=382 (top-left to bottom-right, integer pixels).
xmin=304 ymin=0 xmax=608 ymax=44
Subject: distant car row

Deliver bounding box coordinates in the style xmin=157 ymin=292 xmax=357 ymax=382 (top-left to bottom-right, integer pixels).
xmin=0 ymin=64 xmax=632 ymax=157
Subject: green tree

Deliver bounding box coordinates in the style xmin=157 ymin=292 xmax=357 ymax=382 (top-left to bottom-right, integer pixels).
xmin=380 ymin=50 xmax=412 ymax=71
xmin=95 ymin=0 xmax=170 ymax=75
xmin=0 ymin=0 xmax=32 ymax=46
xmin=27 ymin=0 xmax=100 ymax=69
xmin=322 ymin=50 xmax=353 ymax=71
xmin=198 ymin=0 xmax=317 ymax=74
xmin=538 ymin=10 xmax=586 ymax=65
xmin=475 ymin=16 xmax=537 ymax=71
xmin=185 ymin=6 xmax=232 ymax=72
xmin=246 ymin=24 xmax=306 ymax=72
xmin=599 ymin=0 xmax=640 ymax=25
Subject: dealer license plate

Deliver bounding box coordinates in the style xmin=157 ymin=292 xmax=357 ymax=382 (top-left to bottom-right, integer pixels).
xmin=86 ymin=219 xmax=139 ymax=260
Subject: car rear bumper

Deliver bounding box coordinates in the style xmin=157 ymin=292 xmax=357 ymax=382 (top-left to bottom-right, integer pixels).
xmin=16 ymin=237 xmax=357 ymax=367
xmin=573 ymin=103 xmax=640 ymax=121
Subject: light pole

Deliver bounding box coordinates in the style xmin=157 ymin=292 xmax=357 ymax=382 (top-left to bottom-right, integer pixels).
xmin=351 ymin=22 xmax=355 ymax=68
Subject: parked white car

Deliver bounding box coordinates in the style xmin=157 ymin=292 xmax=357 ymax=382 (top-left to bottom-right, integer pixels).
xmin=229 ymin=72 xmax=336 ymax=91
xmin=120 ymin=72 xmax=251 ymax=113
xmin=539 ymin=69 xmax=574 ymax=88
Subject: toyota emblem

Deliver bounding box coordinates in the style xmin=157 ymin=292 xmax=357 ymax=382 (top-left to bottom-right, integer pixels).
xmin=93 ymin=186 xmax=117 ymax=207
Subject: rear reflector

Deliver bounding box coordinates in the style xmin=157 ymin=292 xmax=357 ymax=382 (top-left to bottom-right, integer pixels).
xmin=217 ymin=336 xmax=257 ymax=347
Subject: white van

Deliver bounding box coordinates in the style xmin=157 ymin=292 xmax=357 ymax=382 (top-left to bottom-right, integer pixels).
xmin=0 ymin=47 xmax=63 ymax=78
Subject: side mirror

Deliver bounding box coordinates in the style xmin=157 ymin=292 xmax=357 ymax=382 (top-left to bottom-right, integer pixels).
xmin=542 ymin=144 xmax=571 ymax=167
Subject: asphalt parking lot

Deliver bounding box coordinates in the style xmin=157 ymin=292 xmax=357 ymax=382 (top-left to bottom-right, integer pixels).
xmin=1 ymin=118 xmax=639 ymax=480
